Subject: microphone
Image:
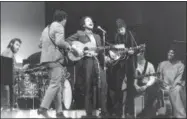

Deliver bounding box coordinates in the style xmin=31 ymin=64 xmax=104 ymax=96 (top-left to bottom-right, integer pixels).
xmin=97 ymin=26 xmax=106 ymax=33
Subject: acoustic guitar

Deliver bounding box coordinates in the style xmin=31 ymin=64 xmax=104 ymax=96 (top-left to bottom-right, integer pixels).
xmin=109 ymin=44 xmax=146 ymax=66
xmin=67 ymin=41 xmax=115 ymax=61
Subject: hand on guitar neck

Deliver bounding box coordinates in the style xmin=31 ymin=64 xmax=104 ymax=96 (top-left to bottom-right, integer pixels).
xmin=108 ymin=44 xmax=146 ymax=66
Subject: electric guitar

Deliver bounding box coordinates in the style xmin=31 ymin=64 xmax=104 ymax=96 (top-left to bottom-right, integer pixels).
xmin=135 ymin=72 xmax=173 ymax=116
xmin=135 ymin=72 xmax=160 ymax=92
xmin=67 ymin=41 xmax=115 ymax=61
xmin=109 ymin=44 xmax=146 ymax=66
xmin=135 ymin=72 xmax=160 ymax=81
xmin=135 ymin=72 xmax=171 ymax=87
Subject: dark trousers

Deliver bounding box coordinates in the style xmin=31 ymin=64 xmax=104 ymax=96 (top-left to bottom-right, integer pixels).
xmin=82 ymin=57 xmax=107 ymax=115
xmin=137 ymin=84 xmax=160 ymax=118
xmin=107 ymin=62 xmax=126 ymax=116
xmin=125 ymin=59 xmax=135 ymax=116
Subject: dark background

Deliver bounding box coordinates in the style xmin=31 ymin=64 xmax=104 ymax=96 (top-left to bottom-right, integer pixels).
xmin=45 ymin=2 xmax=186 ymax=68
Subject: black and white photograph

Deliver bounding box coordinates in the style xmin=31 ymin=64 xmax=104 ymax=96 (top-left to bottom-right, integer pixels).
xmin=0 ymin=1 xmax=186 ymax=118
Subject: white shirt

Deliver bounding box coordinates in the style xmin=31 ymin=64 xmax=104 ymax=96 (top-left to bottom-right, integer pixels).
xmin=87 ymin=33 xmax=97 ymax=48
xmin=136 ymin=61 xmax=156 ymax=86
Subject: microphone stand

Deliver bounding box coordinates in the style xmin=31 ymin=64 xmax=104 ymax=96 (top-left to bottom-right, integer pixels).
xmin=99 ymin=31 xmax=107 ymax=115
xmin=103 ymin=32 xmax=107 ymax=71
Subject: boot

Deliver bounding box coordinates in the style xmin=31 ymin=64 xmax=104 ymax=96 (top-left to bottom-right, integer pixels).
xmin=37 ymin=107 xmax=52 ymax=118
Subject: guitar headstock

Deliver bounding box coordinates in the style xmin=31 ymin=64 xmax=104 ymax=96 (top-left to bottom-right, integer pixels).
xmin=137 ymin=44 xmax=146 ymax=50
xmin=113 ymin=44 xmax=125 ymax=49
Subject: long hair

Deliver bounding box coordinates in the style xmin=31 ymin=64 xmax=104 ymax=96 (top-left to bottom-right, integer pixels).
xmin=116 ymin=18 xmax=127 ymax=29
xmin=7 ymin=38 xmax=22 ymax=48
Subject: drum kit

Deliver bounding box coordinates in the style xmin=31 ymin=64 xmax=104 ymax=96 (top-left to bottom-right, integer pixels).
xmin=13 ymin=63 xmax=73 ymax=110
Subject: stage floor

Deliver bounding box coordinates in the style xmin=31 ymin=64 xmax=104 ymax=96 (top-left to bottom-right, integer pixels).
xmin=0 ymin=95 xmax=146 ymax=118
xmin=1 ymin=109 xmax=101 ymax=118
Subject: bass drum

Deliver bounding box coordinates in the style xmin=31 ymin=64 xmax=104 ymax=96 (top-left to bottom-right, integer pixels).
xmin=47 ymin=66 xmax=75 ymax=110
xmin=62 ymin=79 xmax=73 ymax=110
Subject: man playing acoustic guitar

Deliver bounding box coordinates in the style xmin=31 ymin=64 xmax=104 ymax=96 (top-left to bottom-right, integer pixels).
xmin=66 ymin=16 xmax=108 ymax=117
xmin=106 ymin=18 xmax=137 ymax=117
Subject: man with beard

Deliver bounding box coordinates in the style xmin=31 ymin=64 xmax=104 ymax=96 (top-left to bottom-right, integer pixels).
xmin=1 ymin=38 xmax=23 ymax=110
xmin=66 ymin=16 xmax=108 ymax=117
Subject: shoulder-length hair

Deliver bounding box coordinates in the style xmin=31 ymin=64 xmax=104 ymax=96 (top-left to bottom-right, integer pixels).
xmin=7 ymin=38 xmax=22 ymax=48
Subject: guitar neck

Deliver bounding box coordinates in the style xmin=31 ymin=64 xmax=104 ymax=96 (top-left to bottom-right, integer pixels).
xmin=136 ymin=73 xmax=159 ymax=79
xmin=113 ymin=46 xmax=142 ymax=52
xmin=88 ymin=46 xmax=112 ymax=51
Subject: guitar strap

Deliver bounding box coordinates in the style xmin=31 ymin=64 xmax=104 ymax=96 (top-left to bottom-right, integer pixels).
xmin=48 ymin=25 xmax=61 ymax=51
xmin=142 ymin=61 xmax=148 ymax=75
xmin=137 ymin=61 xmax=148 ymax=86
xmin=47 ymin=25 xmax=70 ymax=66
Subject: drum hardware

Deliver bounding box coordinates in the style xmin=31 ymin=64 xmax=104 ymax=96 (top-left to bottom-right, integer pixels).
xmin=13 ymin=64 xmax=75 ymax=110
xmin=24 ymin=65 xmax=49 ymax=73
xmin=14 ymin=72 xmax=40 ymax=109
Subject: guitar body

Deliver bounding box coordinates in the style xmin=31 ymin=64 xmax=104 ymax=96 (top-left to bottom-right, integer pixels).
xmin=135 ymin=72 xmax=160 ymax=93
xmin=68 ymin=41 xmax=85 ymax=61
xmin=108 ymin=44 xmax=146 ymax=66
xmin=108 ymin=44 xmax=127 ymax=66
xmin=68 ymin=41 xmax=96 ymax=61
xmin=68 ymin=41 xmax=113 ymax=61
xmin=109 ymin=50 xmax=128 ymax=66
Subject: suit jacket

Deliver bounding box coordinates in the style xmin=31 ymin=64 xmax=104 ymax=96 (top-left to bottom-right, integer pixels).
xmin=40 ymin=22 xmax=69 ymax=64
xmin=66 ymin=30 xmax=105 ymax=67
